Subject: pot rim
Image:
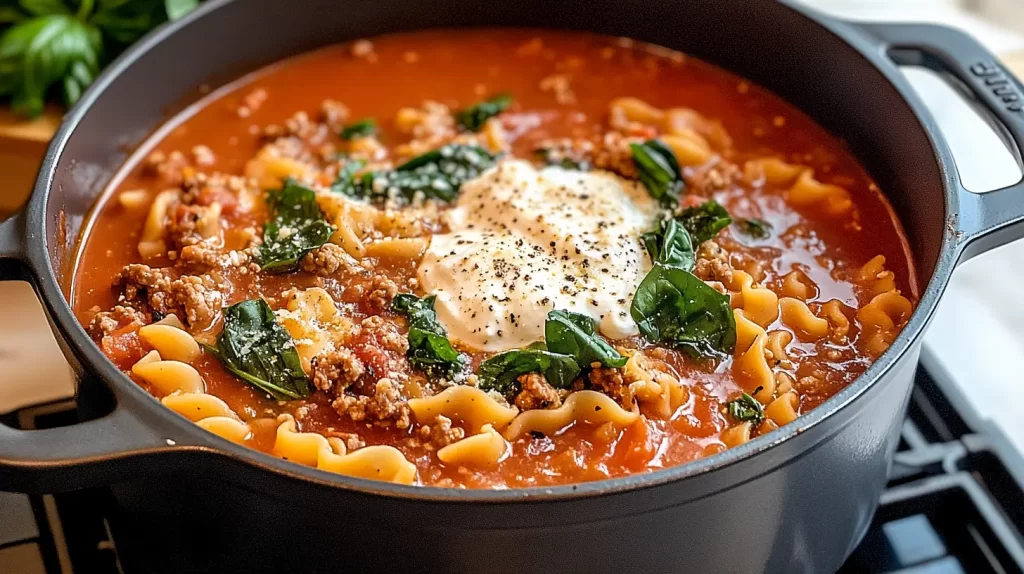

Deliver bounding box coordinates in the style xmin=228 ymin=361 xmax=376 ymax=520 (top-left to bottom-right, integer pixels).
xmin=26 ymin=0 xmax=963 ymax=502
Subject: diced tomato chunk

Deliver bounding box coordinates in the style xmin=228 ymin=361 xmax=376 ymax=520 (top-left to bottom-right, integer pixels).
xmin=612 ymin=417 xmax=657 ymax=470
xmin=101 ymin=330 xmax=146 ymax=370
xmin=196 ymin=186 xmax=238 ymax=215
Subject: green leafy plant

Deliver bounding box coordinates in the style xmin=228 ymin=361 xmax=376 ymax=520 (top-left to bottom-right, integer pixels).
xmin=330 ymin=157 xmax=365 ymax=196
xmin=204 ymin=298 xmax=312 ymax=401
xmin=254 ymin=178 xmax=334 ymax=274
xmin=339 ymin=117 xmax=376 ymax=140
xmin=734 ymin=217 xmax=771 ymax=240
xmin=336 ymin=144 xmax=497 ymax=205
xmin=534 ymin=147 xmax=590 ymax=171
xmin=630 ymin=139 xmax=684 ymax=207
xmin=476 ymin=310 xmax=626 ymax=395
xmin=475 ymin=346 xmax=581 ymax=395
xmin=455 ymin=92 xmax=511 ymax=132
xmin=677 ymin=199 xmax=732 ymax=245
xmin=630 ymin=262 xmax=736 ymax=358
xmin=0 ymin=0 xmax=201 ymax=118
xmin=392 ymin=293 xmax=467 ymax=380
xmin=545 ymin=309 xmax=626 ymax=369
xmin=641 ymin=218 xmax=696 ymax=271
xmin=727 ymin=392 xmax=765 ymax=426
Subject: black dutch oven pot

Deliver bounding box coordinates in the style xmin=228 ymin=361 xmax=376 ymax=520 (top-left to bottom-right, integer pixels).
xmin=2 ymin=0 xmax=1024 ymax=572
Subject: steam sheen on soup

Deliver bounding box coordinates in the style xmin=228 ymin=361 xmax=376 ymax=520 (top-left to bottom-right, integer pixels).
xmin=72 ymin=30 xmax=917 ymax=488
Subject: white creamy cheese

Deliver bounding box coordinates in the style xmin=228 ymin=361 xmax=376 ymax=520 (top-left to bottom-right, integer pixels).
xmin=417 ymin=159 xmax=661 ymax=352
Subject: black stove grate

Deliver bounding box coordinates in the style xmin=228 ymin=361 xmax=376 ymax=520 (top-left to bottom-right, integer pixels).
xmin=1 ymin=365 xmax=1022 ymax=573
xmin=840 ymin=368 xmax=1024 ymax=573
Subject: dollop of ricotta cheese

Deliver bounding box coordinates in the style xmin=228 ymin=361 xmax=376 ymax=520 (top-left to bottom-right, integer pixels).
xmin=417 ymin=159 xmax=660 ymax=352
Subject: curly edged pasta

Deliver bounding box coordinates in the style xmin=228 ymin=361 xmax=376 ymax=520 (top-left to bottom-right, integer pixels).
xmin=407 ymin=385 xmax=519 ymax=434
xmin=273 ymin=415 xmax=417 ymax=484
xmin=436 ymin=424 xmax=509 ymax=469
xmin=162 ymin=393 xmax=252 ymax=444
xmin=623 ymin=351 xmax=689 ymax=420
xmin=853 ymin=256 xmax=914 ymax=358
xmin=727 ymin=270 xmax=779 ymax=328
xmin=315 ymin=191 xmax=427 ymax=259
xmin=779 ymin=298 xmax=829 ymax=341
xmin=732 ymin=310 xmax=774 ymax=404
xmin=744 ymin=158 xmax=853 ymax=217
xmin=504 ymin=391 xmax=639 ymax=441
xmin=608 ymin=96 xmax=727 ymax=163
xmin=132 ymin=351 xmax=205 ymax=395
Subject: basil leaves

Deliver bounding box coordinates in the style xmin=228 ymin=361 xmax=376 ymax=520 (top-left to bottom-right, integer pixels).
xmin=677 ymin=199 xmax=732 ymax=244
xmin=476 ymin=310 xmax=624 ymax=394
xmin=333 ymin=144 xmax=496 ymax=204
xmin=456 ymin=93 xmax=512 ymax=132
xmin=0 ymin=0 xmax=199 ymax=118
xmin=630 ymin=139 xmax=684 ymax=207
xmin=630 ymin=263 xmax=736 ymax=358
xmin=206 ymin=299 xmax=312 ymax=401
xmin=254 ymin=179 xmax=334 ymax=273
xmin=340 ymin=118 xmax=377 ymax=140
xmin=392 ymin=294 xmax=467 ymax=380
xmin=545 ymin=310 xmax=627 ymax=368
xmin=727 ymin=392 xmax=765 ymax=426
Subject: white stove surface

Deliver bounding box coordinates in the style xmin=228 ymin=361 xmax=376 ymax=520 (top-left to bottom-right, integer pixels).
xmin=0 ymin=1 xmax=1022 ymax=456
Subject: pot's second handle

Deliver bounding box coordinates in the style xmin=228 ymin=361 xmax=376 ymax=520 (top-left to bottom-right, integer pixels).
xmin=0 ymin=211 xmax=186 ymax=493
xmin=859 ymin=23 xmax=1024 ymax=261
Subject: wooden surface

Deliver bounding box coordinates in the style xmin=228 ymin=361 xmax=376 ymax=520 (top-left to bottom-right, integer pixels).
xmin=0 ymin=105 xmax=62 ymax=215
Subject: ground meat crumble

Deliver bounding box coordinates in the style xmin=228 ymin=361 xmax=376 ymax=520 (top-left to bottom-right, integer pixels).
xmin=588 ymin=366 xmax=630 ymax=406
xmin=514 ymin=373 xmax=562 ymax=411
xmin=417 ymin=415 xmax=466 ymax=451
xmin=332 ymin=378 xmax=412 ymax=429
xmin=88 ymin=305 xmax=150 ymax=339
xmin=116 ymin=264 xmax=225 ymax=329
xmin=310 ymin=348 xmax=366 ymax=394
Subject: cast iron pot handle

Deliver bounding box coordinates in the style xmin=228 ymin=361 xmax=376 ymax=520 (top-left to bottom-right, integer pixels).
xmin=858 ymin=22 xmax=1024 ymax=260
xmin=0 ymin=210 xmax=184 ymax=493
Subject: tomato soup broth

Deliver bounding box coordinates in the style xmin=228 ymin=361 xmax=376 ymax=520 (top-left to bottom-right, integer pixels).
xmin=72 ymin=30 xmax=916 ymax=488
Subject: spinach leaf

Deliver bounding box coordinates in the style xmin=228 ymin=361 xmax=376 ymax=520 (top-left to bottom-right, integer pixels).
xmin=677 ymin=199 xmax=732 ymax=244
xmin=329 ymin=158 xmax=366 ymax=197
xmin=630 ymin=263 xmax=736 ymax=357
xmin=206 ymin=299 xmax=311 ymax=401
xmin=340 ymin=118 xmax=376 ymax=140
xmin=344 ymin=144 xmax=497 ymax=204
xmin=727 ymin=392 xmax=765 ymax=426
xmin=545 ymin=310 xmax=626 ymax=368
xmin=535 ymin=148 xmax=590 ymax=171
xmin=254 ymin=179 xmax=334 ymax=274
xmin=735 ymin=217 xmax=771 ymax=239
xmin=476 ymin=347 xmax=580 ymax=395
xmin=630 ymin=139 xmax=684 ymax=207
xmin=641 ymin=218 xmax=696 ymax=271
xmin=392 ymin=293 xmax=466 ymax=380
xmin=456 ymin=92 xmax=512 ymax=132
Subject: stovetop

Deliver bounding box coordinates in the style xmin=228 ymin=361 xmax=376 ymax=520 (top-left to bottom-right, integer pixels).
xmin=1 ymin=362 xmax=1022 ymax=574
